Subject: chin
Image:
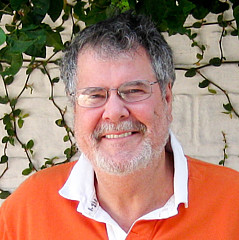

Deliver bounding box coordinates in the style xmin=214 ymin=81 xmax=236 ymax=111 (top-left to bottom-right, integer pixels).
xmin=92 ymin=138 xmax=164 ymax=176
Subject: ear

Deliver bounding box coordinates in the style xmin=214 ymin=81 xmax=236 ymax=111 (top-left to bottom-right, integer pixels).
xmin=165 ymin=83 xmax=173 ymax=122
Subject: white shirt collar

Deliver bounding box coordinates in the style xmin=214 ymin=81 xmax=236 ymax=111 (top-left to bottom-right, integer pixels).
xmin=59 ymin=131 xmax=188 ymax=223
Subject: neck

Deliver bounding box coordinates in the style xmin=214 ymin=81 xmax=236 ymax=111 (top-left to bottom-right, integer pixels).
xmin=94 ymin=150 xmax=174 ymax=232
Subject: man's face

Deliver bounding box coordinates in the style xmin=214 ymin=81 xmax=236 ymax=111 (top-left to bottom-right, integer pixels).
xmin=74 ymin=47 xmax=173 ymax=175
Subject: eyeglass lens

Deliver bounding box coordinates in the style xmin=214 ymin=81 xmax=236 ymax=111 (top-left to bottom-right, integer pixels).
xmin=77 ymin=80 xmax=153 ymax=108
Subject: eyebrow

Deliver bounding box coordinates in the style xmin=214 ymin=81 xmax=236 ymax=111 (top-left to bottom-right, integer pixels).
xmin=122 ymin=80 xmax=148 ymax=86
xmin=80 ymin=87 xmax=105 ymax=94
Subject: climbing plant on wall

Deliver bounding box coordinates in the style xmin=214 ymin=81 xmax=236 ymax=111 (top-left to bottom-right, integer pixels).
xmin=0 ymin=0 xmax=239 ymax=199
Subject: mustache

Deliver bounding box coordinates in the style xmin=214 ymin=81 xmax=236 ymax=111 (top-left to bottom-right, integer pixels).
xmin=92 ymin=120 xmax=147 ymax=140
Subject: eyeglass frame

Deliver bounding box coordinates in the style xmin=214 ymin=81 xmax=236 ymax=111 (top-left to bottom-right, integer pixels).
xmin=70 ymin=79 xmax=160 ymax=108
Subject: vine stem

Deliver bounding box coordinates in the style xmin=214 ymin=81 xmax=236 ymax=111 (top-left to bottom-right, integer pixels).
xmin=14 ymin=134 xmax=38 ymax=172
xmin=0 ymin=162 xmax=9 ymax=178
xmin=196 ymin=70 xmax=239 ymax=118
xmin=175 ymin=67 xmax=239 ymax=118
xmin=42 ymin=64 xmax=75 ymax=153
xmin=0 ymin=72 xmax=38 ymax=174
xmin=176 ymin=60 xmax=239 ymax=71
xmin=0 ymin=143 xmax=9 ymax=178
xmin=219 ymin=25 xmax=225 ymax=61
xmin=220 ymin=131 xmax=228 ymax=166
xmin=17 ymin=72 xmax=31 ymax=99
xmin=185 ymin=19 xmax=235 ymax=28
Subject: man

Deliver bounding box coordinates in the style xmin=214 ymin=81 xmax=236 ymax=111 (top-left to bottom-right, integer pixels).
xmin=1 ymin=11 xmax=239 ymax=240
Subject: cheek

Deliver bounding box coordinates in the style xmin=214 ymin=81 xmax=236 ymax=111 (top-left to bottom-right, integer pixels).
xmin=74 ymin=108 xmax=102 ymax=139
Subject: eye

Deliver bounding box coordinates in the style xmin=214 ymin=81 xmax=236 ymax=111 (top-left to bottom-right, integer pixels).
xmin=77 ymin=87 xmax=107 ymax=106
xmin=88 ymin=93 xmax=105 ymax=99
xmin=121 ymin=88 xmax=146 ymax=95
xmin=80 ymin=88 xmax=106 ymax=98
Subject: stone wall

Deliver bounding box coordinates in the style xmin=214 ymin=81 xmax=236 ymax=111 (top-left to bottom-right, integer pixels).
xmin=0 ymin=10 xmax=239 ymax=205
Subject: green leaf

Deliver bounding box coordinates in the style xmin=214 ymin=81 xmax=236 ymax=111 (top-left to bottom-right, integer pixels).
xmin=190 ymin=33 xmax=197 ymax=39
xmin=233 ymin=5 xmax=239 ymax=36
xmin=4 ymin=76 xmax=14 ymax=85
xmin=0 ymin=155 xmax=8 ymax=164
xmin=31 ymin=0 xmax=50 ymax=23
xmin=185 ymin=68 xmax=196 ymax=77
xmin=209 ymin=57 xmax=221 ymax=67
xmin=198 ymin=79 xmax=210 ymax=88
xmin=51 ymin=77 xmax=59 ymax=83
xmin=55 ymin=119 xmax=64 ymax=127
xmin=45 ymin=30 xmax=64 ymax=51
xmin=63 ymin=135 xmax=69 ymax=142
xmin=0 ymin=190 xmax=11 ymax=199
xmin=7 ymin=34 xmax=36 ymax=54
xmin=8 ymin=26 xmax=47 ymax=58
xmin=10 ymin=0 xmax=28 ymax=10
xmin=3 ymin=114 xmax=11 ymax=125
xmin=223 ymin=103 xmax=233 ymax=111
xmin=208 ymin=88 xmax=217 ymax=94
xmin=48 ymin=0 xmax=63 ymax=22
xmin=217 ymin=14 xmax=223 ymax=23
xmin=191 ymin=42 xmax=198 ymax=47
xmin=22 ymin=113 xmax=29 ymax=118
xmin=7 ymin=128 xmax=15 ymax=137
xmin=45 ymin=160 xmax=53 ymax=165
xmin=196 ymin=53 xmax=203 ymax=60
xmin=64 ymin=148 xmax=72 ymax=158
xmin=0 ymin=27 xmax=6 ymax=45
xmin=211 ymin=1 xmax=229 ymax=14
xmin=219 ymin=160 xmax=225 ymax=165
xmin=2 ymin=136 xmax=9 ymax=143
xmin=23 ymin=28 xmax=47 ymax=58
xmin=193 ymin=22 xmax=202 ymax=28
xmin=13 ymin=109 xmax=21 ymax=117
xmin=26 ymin=66 xmax=33 ymax=75
xmin=26 ymin=139 xmax=34 ymax=149
xmin=18 ymin=118 xmax=24 ymax=128
xmin=10 ymin=98 xmax=17 ymax=108
xmin=191 ymin=5 xmax=209 ymax=19
xmin=29 ymin=162 xmax=34 ymax=170
xmin=9 ymin=137 xmax=15 ymax=146
xmin=73 ymin=24 xmax=80 ymax=35
xmin=0 ymin=50 xmax=23 ymax=77
xmin=0 ymin=96 xmax=9 ymax=104
xmin=5 ymin=24 xmax=16 ymax=33
xmin=22 ymin=168 xmax=32 ymax=175
xmin=231 ymin=30 xmax=238 ymax=36
xmin=74 ymin=1 xmax=89 ymax=21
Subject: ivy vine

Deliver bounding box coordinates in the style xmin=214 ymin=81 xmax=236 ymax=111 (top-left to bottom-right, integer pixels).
xmin=0 ymin=0 xmax=238 ymax=199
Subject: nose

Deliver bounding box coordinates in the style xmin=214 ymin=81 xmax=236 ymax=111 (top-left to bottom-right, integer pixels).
xmin=102 ymin=91 xmax=130 ymax=122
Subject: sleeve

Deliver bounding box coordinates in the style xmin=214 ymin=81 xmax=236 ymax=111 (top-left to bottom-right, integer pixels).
xmin=0 ymin=204 xmax=10 ymax=240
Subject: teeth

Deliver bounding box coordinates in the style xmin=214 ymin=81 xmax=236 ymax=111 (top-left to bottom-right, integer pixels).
xmin=105 ymin=132 xmax=133 ymax=139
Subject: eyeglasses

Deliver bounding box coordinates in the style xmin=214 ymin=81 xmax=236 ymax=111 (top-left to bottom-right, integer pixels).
xmin=72 ymin=80 xmax=159 ymax=108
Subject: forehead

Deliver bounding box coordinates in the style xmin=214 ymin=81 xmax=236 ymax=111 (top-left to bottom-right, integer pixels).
xmin=76 ymin=46 xmax=156 ymax=88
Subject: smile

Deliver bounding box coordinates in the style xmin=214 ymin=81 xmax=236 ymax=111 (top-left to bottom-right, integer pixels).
xmin=104 ymin=132 xmax=133 ymax=139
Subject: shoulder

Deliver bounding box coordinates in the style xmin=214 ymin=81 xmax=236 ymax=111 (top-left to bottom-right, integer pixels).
xmin=30 ymin=161 xmax=77 ymax=181
xmin=1 ymin=161 xmax=77 ymax=209
xmin=187 ymin=156 xmax=239 ymax=178
xmin=187 ymin=156 xmax=239 ymax=195
xmin=21 ymin=161 xmax=77 ymax=188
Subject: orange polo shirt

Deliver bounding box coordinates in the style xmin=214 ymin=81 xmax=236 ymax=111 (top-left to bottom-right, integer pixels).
xmin=1 ymin=157 xmax=239 ymax=239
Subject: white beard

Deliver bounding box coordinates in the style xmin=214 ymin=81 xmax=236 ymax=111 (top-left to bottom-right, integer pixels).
xmin=88 ymin=120 xmax=169 ymax=176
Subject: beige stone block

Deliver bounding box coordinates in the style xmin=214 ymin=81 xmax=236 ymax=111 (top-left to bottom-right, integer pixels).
xmin=0 ymin=96 xmax=76 ymax=163
xmin=171 ymin=94 xmax=195 ymax=155
xmin=197 ymin=94 xmax=239 ymax=157
xmin=0 ymin=157 xmax=29 ymax=193
xmin=173 ymin=70 xmax=205 ymax=95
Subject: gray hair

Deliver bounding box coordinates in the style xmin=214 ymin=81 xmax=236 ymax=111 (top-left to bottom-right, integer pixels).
xmin=60 ymin=11 xmax=175 ymax=102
